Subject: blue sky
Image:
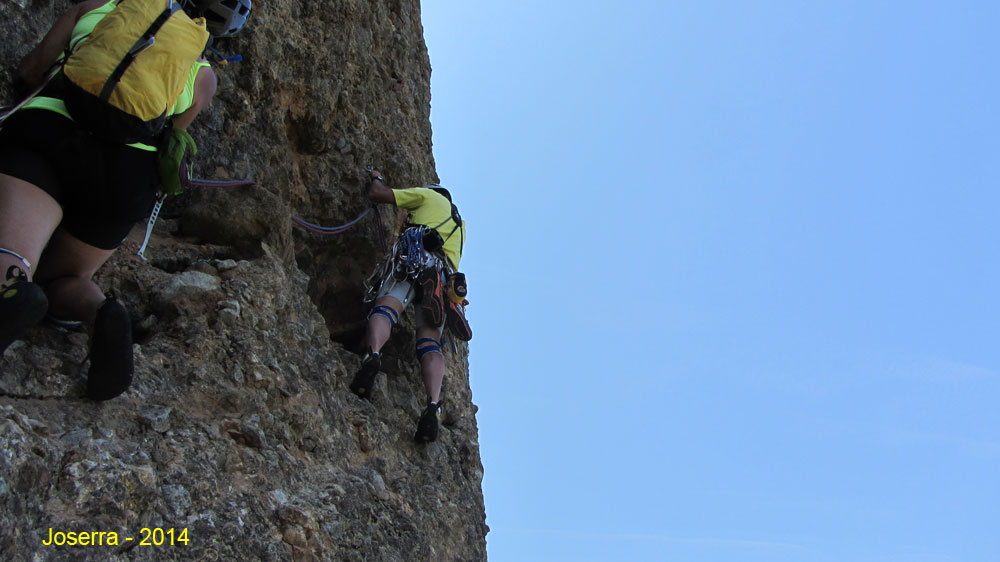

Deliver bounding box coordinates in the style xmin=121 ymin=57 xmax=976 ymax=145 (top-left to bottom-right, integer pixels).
xmin=421 ymin=2 xmax=999 ymax=561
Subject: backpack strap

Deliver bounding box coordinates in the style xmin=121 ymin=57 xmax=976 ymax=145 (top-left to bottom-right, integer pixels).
xmin=428 ymin=203 xmax=464 ymax=268
xmin=100 ymin=3 xmax=181 ymax=101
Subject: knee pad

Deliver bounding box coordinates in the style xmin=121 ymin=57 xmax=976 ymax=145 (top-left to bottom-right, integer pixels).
xmin=368 ymin=304 xmax=398 ymax=327
xmin=415 ymin=337 xmax=442 ymax=360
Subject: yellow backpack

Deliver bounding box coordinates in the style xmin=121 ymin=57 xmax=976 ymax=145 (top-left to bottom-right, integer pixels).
xmin=62 ymin=0 xmax=209 ymax=143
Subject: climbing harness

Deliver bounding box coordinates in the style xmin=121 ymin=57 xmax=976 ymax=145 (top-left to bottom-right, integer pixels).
xmin=363 ymin=225 xmax=448 ymax=305
xmin=395 ymin=227 xmax=441 ymax=279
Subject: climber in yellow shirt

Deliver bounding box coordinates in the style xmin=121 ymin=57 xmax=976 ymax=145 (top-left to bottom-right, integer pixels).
xmin=349 ymin=168 xmax=471 ymax=442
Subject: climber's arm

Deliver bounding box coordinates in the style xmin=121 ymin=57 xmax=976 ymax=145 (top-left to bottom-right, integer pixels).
xmin=172 ymin=64 xmax=217 ymax=130
xmin=15 ymin=0 xmax=103 ymax=89
xmin=367 ymin=169 xmax=396 ymax=205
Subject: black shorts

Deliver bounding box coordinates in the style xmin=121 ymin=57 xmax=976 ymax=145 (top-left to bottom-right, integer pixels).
xmin=0 ymin=108 xmax=160 ymax=250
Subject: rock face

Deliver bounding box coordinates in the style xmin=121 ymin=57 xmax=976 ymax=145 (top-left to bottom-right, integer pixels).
xmin=0 ymin=1 xmax=487 ymax=561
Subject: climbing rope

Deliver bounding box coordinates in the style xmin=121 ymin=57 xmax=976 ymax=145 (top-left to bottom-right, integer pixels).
xmin=185 ymin=178 xmax=256 ymax=189
xmin=372 ymin=204 xmax=389 ymax=254
xmin=302 ymin=166 xmax=396 ymax=303
xmin=292 ymin=206 xmax=373 ymax=235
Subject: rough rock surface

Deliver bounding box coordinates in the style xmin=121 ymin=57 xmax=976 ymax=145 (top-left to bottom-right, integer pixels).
xmin=0 ymin=1 xmax=487 ymax=560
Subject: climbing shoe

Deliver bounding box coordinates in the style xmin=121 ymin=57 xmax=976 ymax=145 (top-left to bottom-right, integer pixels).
xmin=0 ymin=268 xmax=48 ymax=354
xmin=349 ymin=350 xmax=381 ymax=399
xmin=414 ymin=401 xmax=441 ymax=443
xmin=445 ymin=300 xmax=472 ymax=342
xmin=86 ymin=296 xmax=133 ymax=401
xmin=416 ymin=268 xmax=444 ymax=327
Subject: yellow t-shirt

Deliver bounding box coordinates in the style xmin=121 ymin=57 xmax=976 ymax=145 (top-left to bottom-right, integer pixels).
xmin=68 ymin=1 xmax=116 ymax=53
xmin=393 ymin=187 xmax=466 ymax=270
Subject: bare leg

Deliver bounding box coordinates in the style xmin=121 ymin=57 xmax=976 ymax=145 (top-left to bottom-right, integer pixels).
xmin=416 ymin=324 xmax=445 ymax=403
xmin=0 ymin=173 xmax=62 ymax=283
xmin=414 ymin=324 xmax=446 ymax=442
xmin=351 ymin=296 xmax=403 ymax=398
xmin=34 ymin=227 xmax=115 ymax=324
xmin=33 ymin=229 xmax=131 ymax=400
xmin=366 ymin=295 xmax=402 ymax=353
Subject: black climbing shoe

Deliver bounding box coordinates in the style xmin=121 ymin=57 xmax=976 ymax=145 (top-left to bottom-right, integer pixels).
xmin=0 ymin=273 xmax=48 ymax=354
xmin=414 ymin=401 xmax=441 ymax=443
xmin=86 ymin=296 xmax=133 ymax=401
xmin=349 ymin=350 xmax=381 ymax=399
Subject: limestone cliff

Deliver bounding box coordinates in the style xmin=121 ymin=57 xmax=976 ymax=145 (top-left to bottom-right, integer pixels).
xmin=0 ymin=1 xmax=487 ymax=560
